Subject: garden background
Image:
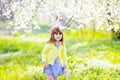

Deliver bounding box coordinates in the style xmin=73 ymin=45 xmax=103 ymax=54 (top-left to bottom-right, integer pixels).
xmin=0 ymin=0 xmax=120 ymax=80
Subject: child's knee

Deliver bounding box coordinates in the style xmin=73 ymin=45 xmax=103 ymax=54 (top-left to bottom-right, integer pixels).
xmin=48 ymin=74 xmax=54 ymax=80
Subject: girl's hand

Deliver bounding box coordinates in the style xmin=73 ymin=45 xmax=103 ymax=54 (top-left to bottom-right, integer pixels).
xmin=64 ymin=65 xmax=68 ymax=74
xmin=64 ymin=65 xmax=68 ymax=80
xmin=43 ymin=62 xmax=49 ymax=69
xmin=64 ymin=65 xmax=67 ymax=69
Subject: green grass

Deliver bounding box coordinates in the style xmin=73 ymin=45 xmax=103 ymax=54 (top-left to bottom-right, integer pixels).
xmin=0 ymin=29 xmax=120 ymax=80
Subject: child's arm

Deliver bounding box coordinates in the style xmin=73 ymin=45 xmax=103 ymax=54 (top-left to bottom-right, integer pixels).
xmin=41 ymin=44 xmax=50 ymax=68
xmin=62 ymin=46 xmax=69 ymax=79
xmin=42 ymin=53 xmax=49 ymax=69
xmin=62 ymin=46 xmax=68 ymax=68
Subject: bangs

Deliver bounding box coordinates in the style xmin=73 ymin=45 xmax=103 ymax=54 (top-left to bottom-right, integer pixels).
xmin=53 ymin=31 xmax=62 ymax=35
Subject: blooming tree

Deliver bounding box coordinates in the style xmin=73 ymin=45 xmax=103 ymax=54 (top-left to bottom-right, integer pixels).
xmin=0 ymin=0 xmax=120 ymax=36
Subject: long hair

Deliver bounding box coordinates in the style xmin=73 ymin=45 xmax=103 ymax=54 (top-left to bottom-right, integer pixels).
xmin=47 ymin=26 xmax=64 ymax=45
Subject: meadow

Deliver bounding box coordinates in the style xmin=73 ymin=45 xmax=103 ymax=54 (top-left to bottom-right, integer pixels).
xmin=0 ymin=29 xmax=120 ymax=80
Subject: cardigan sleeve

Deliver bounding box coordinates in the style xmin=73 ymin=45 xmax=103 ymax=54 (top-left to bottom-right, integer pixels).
xmin=41 ymin=44 xmax=50 ymax=63
xmin=62 ymin=46 xmax=67 ymax=65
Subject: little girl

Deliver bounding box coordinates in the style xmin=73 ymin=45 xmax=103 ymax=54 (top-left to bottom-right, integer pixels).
xmin=41 ymin=25 xmax=68 ymax=80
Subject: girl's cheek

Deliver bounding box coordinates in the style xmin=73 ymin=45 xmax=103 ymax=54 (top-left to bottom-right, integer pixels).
xmin=60 ymin=35 xmax=62 ymax=39
xmin=54 ymin=35 xmax=57 ymax=40
xmin=54 ymin=34 xmax=56 ymax=38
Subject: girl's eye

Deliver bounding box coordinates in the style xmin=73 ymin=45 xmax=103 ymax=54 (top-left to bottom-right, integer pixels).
xmin=54 ymin=33 xmax=58 ymax=35
xmin=56 ymin=33 xmax=58 ymax=35
xmin=59 ymin=32 xmax=62 ymax=35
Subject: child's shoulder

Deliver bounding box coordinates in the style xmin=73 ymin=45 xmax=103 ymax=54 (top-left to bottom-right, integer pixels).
xmin=46 ymin=42 xmax=53 ymax=45
xmin=45 ymin=42 xmax=53 ymax=47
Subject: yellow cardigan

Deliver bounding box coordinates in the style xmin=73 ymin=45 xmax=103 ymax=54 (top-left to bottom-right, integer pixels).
xmin=41 ymin=43 xmax=67 ymax=66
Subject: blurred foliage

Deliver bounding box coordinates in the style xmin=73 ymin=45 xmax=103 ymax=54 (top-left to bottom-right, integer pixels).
xmin=0 ymin=29 xmax=120 ymax=80
xmin=0 ymin=0 xmax=120 ymax=79
xmin=0 ymin=0 xmax=120 ymax=40
xmin=0 ymin=37 xmax=43 ymax=54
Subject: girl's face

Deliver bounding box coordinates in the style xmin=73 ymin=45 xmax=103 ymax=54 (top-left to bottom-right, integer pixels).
xmin=54 ymin=32 xmax=62 ymax=41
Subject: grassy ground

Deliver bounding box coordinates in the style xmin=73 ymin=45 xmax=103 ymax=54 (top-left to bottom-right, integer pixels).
xmin=0 ymin=29 xmax=120 ymax=80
